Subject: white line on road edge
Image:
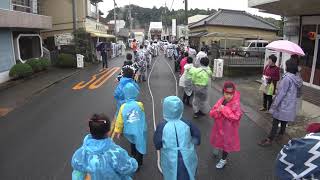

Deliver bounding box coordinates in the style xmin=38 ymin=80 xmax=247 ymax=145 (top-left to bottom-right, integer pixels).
xmin=147 ymin=56 xmax=163 ymax=174
xmin=163 ymin=59 xmax=178 ymax=96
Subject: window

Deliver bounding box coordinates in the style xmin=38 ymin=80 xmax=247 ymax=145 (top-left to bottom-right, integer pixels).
xmin=18 ymin=36 xmax=41 ymax=60
xmin=263 ymin=43 xmax=268 ymax=47
xmin=312 ymin=25 xmax=320 ymax=86
xmin=300 ymin=25 xmax=317 ymax=83
xmin=249 ymin=42 xmax=255 ymax=47
xmin=12 ymin=0 xmax=31 ymax=12
xmin=257 ymin=43 xmax=263 ymax=47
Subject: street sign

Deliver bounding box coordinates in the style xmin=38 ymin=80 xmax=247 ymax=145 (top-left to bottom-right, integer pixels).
xmin=54 ymin=33 xmax=74 ymax=46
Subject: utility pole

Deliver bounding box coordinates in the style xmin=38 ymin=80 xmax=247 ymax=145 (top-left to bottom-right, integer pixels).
xmin=164 ymin=2 xmax=167 ymax=39
xmin=72 ymin=0 xmax=77 ymax=32
xmin=113 ymin=0 xmax=117 ymax=40
xmin=129 ymin=2 xmax=132 ymax=34
xmin=184 ymin=0 xmax=188 ymax=25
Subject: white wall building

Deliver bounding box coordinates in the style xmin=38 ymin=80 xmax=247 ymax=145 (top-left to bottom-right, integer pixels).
xmin=0 ymin=0 xmax=52 ymax=83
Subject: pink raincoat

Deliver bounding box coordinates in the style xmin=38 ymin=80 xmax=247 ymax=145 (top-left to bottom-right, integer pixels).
xmin=180 ymin=57 xmax=188 ymax=75
xmin=210 ymin=91 xmax=242 ymax=152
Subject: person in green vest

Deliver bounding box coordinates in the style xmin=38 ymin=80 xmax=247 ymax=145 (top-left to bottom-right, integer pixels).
xmin=189 ymin=57 xmax=213 ymax=118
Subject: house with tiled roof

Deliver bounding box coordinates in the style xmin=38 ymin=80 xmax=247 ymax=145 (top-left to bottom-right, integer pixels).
xmin=188 ymin=9 xmax=279 ymax=51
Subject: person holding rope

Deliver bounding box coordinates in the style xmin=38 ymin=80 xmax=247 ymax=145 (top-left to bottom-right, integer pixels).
xmin=116 ymin=53 xmax=139 ymax=82
xmin=113 ymin=83 xmax=147 ymax=169
xmin=137 ymin=45 xmax=147 ymax=82
xmin=114 ymin=66 xmax=139 ymax=115
xmin=71 ymin=114 xmax=138 ymax=180
xmin=154 ymin=96 xmax=200 ymax=180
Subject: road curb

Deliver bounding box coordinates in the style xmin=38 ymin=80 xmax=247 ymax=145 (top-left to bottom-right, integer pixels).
xmin=0 ymin=69 xmax=81 ymax=118
xmin=31 ymin=69 xmax=81 ymax=95
xmin=0 ymin=71 xmax=49 ymax=92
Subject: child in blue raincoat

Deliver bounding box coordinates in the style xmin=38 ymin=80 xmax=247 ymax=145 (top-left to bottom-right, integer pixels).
xmin=154 ymin=96 xmax=201 ymax=180
xmin=114 ymin=67 xmax=140 ymax=115
xmin=71 ymin=114 xmax=138 ymax=180
xmin=114 ymin=83 xmax=147 ymax=167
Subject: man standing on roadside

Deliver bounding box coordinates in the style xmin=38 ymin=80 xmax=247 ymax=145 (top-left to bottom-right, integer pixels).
xmin=209 ymin=40 xmax=220 ymax=60
xmin=97 ymin=41 xmax=109 ymax=70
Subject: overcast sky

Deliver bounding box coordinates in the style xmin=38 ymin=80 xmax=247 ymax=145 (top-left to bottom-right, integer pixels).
xmin=99 ymin=0 xmax=281 ymax=20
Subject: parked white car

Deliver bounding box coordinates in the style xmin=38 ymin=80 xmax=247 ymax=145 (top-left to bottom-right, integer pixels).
xmin=238 ymin=40 xmax=269 ymax=57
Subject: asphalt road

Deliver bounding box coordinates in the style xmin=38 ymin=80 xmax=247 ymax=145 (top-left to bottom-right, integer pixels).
xmin=0 ymin=54 xmax=282 ymax=180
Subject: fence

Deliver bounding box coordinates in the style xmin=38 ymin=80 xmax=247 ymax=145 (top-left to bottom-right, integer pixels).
xmin=198 ymin=33 xmax=280 ymax=68
xmin=219 ymin=49 xmax=265 ymax=68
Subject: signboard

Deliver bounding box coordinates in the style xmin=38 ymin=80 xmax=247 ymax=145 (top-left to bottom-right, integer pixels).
xmin=85 ymin=18 xmax=109 ymax=34
xmin=54 ymin=33 xmax=74 ymax=46
xmin=214 ymin=59 xmax=224 ymax=78
xmin=172 ymin=19 xmax=176 ymax=37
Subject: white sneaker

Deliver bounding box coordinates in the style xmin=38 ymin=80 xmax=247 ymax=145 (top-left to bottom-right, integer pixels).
xmin=216 ymin=159 xmax=227 ymax=169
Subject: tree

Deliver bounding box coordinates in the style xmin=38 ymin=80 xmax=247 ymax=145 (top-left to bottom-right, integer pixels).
xmin=90 ymin=0 xmax=103 ymax=4
xmin=73 ymin=28 xmax=95 ymax=62
xmin=105 ymin=5 xmax=217 ymax=28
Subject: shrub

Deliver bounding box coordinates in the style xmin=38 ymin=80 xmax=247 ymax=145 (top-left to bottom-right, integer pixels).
xmin=38 ymin=58 xmax=50 ymax=70
xmin=26 ymin=59 xmax=43 ymax=72
xmin=57 ymin=53 xmax=76 ymax=68
xmin=9 ymin=63 xmax=33 ymax=79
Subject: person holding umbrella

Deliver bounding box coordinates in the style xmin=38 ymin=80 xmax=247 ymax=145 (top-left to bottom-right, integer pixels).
xmin=96 ymin=41 xmax=110 ymax=70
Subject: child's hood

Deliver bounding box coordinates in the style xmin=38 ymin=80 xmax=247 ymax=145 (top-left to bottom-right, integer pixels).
xmin=82 ymin=134 xmax=111 ymax=153
xmin=119 ymin=77 xmax=135 ymax=86
xmin=163 ymin=96 xmax=184 ymax=121
xmin=123 ymin=82 xmax=139 ymax=101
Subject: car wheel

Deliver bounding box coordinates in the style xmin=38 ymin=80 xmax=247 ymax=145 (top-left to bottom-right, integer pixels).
xmin=245 ymin=53 xmax=250 ymax=57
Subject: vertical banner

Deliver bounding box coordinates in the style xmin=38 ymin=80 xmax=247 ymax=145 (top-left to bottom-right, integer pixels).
xmin=172 ymin=19 xmax=177 ymax=37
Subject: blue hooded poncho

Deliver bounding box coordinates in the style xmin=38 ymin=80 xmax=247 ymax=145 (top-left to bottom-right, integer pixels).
xmin=71 ymin=134 xmax=138 ymax=180
xmin=154 ymin=96 xmax=200 ymax=180
xmin=114 ymin=77 xmax=139 ymax=114
xmin=121 ymin=83 xmax=147 ymax=154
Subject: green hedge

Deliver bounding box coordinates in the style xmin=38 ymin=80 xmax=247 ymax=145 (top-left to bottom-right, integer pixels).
xmin=57 ymin=53 xmax=76 ymax=68
xmin=9 ymin=63 xmax=33 ymax=79
xmin=39 ymin=58 xmax=50 ymax=70
xmin=26 ymin=59 xmax=43 ymax=72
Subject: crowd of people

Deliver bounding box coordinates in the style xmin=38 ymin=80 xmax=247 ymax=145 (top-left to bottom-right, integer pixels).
xmin=70 ymin=39 xmax=320 ymax=180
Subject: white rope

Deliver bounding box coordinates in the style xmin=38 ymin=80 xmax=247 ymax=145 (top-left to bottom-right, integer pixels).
xmin=163 ymin=58 xmax=178 ymax=96
xmin=148 ymin=55 xmax=178 ymax=174
xmin=147 ymin=56 xmax=163 ymax=174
